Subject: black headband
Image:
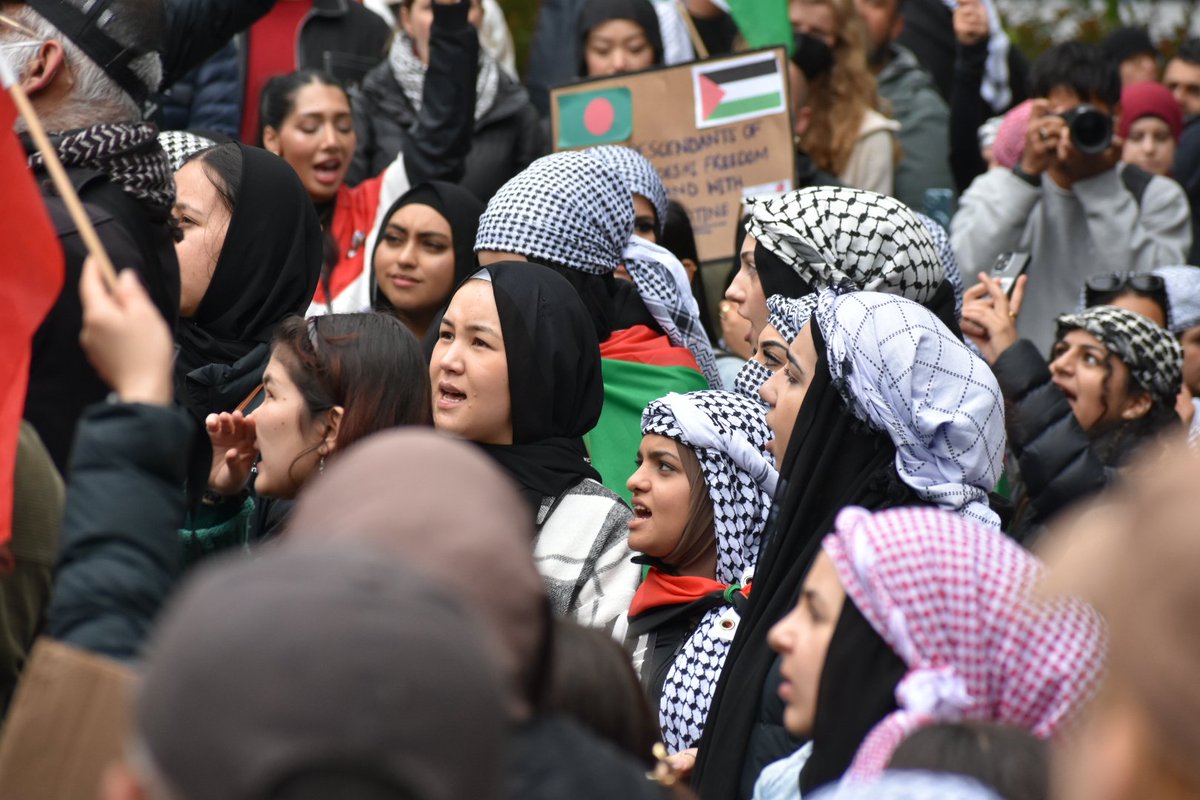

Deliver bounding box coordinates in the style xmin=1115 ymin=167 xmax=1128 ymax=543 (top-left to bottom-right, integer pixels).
xmin=23 ymin=0 xmax=152 ymax=105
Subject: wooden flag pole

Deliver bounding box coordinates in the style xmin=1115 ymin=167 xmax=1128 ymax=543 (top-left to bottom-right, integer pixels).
xmin=675 ymin=0 xmax=710 ymax=60
xmin=2 ymin=59 xmax=119 ymax=290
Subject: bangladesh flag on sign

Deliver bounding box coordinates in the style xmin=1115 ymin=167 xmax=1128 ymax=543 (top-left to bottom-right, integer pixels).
xmin=557 ymin=87 xmax=633 ymax=149
xmin=693 ymin=52 xmax=786 ymax=129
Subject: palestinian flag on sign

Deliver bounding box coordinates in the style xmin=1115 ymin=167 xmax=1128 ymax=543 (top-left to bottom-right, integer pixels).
xmin=693 ymin=52 xmax=786 ymax=129
xmin=557 ymin=87 xmax=633 ymax=149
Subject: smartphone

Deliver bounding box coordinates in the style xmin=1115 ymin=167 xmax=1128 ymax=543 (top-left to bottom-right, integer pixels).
xmin=989 ymin=252 xmax=1030 ymax=297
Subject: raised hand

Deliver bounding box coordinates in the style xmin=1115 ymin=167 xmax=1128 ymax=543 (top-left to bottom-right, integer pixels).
xmin=206 ymin=410 xmax=258 ymax=496
xmin=960 ymin=271 xmax=1026 ymax=364
xmin=78 ymin=257 xmax=174 ymax=406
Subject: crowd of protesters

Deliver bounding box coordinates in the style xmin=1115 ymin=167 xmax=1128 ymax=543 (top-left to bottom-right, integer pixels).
xmin=5 ymin=0 xmax=1200 ymax=798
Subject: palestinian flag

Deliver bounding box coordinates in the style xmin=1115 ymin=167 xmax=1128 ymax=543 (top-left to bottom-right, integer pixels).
xmin=557 ymin=87 xmax=633 ymax=149
xmin=694 ymin=52 xmax=787 ymax=129
xmin=585 ymin=324 xmax=708 ymax=504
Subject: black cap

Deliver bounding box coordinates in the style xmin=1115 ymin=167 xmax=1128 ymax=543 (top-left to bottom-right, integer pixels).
xmin=21 ymin=0 xmax=160 ymax=104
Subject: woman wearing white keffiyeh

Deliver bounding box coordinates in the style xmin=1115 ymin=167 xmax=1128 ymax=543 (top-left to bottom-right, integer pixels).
xmin=626 ymin=390 xmax=777 ymax=752
xmin=774 ymin=290 xmax=1005 ymax=527
xmin=729 ymin=187 xmax=950 ymax=406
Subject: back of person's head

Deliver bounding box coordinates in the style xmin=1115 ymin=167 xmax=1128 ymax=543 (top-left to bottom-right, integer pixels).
xmin=258 ymin=69 xmax=349 ymax=146
xmin=2 ymin=0 xmax=163 ymax=128
xmin=1042 ymin=443 xmax=1200 ymax=800
xmin=270 ymin=313 xmax=432 ymax=456
xmin=1029 ymin=41 xmax=1121 ymax=108
xmin=887 ymin=722 xmax=1048 ymax=800
xmin=131 ymin=543 xmax=507 ymax=800
xmin=285 ymin=429 xmax=550 ymax=722
xmin=544 ymin=619 xmax=660 ymax=768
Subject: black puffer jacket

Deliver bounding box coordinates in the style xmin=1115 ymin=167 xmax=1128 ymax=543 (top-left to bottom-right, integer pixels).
xmin=991 ymin=340 xmax=1107 ymax=541
xmin=349 ymin=50 xmax=544 ymax=202
xmin=46 ymin=403 xmax=193 ymax=661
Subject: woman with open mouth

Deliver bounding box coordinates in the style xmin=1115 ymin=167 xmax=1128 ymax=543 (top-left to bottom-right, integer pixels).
xmin=191 ymin=313 xmax=432 ymax=559
xmin=693 ymin=289 xmax=1006 ymax=799
xmin=625 ymin=390 xmax=777 ymax=756
xmin=474 ymin=150 xmax=718 ymax=503
xmin=961 ymin=273 xmax=1183 ymax=542
xmin=429 ymin=261 xmax=642 ymax=639
xmin=258 ymin=0 xmax=481 ymax=316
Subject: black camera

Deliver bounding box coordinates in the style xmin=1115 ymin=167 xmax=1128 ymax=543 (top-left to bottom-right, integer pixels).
xmin=1057 ymin=104 xmax=1113 ymax=155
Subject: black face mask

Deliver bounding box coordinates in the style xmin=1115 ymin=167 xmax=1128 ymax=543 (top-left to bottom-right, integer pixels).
xmin=792 ymin=31 xmax=834 ymax=82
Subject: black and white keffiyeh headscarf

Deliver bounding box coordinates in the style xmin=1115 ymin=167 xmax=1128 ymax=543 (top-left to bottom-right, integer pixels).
xmin=1056 ymin=305 xmax=1183 ymax=408
xmin=732 ymin=293 xmax=818 ymax=405
xmin=157 ymin=130 xmax=216 ymax=172
xmin=475 ymin=150 xmax=631 ymax=274
xmin=624 ymin=236 xmax=722 ymax=386
xmin=476 ymin=152 xmax=720 ymax=385
xmin=591 ymin=145 xmax=669 ymax=233
xmin=389 ymin=30 xmax=501 ymax=123
xmin=746 ymin=187 xmax=943 ymax=304
xmin=640 ymin=390 xmax=778 ymax=751
xmin=30 ymin=122 xmax=175 ymax=212
xmin=814 ymin=290 xmax=1005 ymax=528
xmin=914 ymin=213 xmax=964 ymax=320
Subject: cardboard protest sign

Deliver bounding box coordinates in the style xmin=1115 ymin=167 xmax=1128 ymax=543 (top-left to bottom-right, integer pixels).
xmin=0 ymin=638 xmax=136 ymax=799
xmin=552 ymin=48 xmax=795 ymax=263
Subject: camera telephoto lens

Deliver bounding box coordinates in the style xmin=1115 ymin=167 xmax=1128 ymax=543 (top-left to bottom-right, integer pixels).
xmin=1060 ymin=105 xmax=1113 ymax=155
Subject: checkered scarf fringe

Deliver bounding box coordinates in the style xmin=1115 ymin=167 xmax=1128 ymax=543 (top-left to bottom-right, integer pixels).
xmin=641 ymin=390 xmax=777 ymax=751
xmin=31 ymin=122 xmax=174 ymax=211
xmin=824 ymin=506 xmax=1106 ymax=780
xmin=624 ymin=237 xmax=721 ymax=387
xmin=814 ymin=290 xmax=1006 ymax=528
xmin=1056 ymin=304 xmax=1183 ymax=409
xmin=746 ymin=187 xmax=943 ymax=304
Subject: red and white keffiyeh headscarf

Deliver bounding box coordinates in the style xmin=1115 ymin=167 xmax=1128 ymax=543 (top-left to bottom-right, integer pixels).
xmin=822 ymin=506 xmax=1106 ymax=780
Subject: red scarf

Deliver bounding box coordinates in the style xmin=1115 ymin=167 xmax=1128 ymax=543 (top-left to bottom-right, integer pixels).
xmin=629 ymin=568 xmax=752 ymax=618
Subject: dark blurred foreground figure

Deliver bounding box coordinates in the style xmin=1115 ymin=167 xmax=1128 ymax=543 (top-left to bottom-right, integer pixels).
xmin=286 ymin=430 xmax=687 ymax=800
xmin=1043 ymin=444 xmax=1200 ymax=800
xmin=104 ymin=544 xmax=508 ymax=800
xmin=889 ymin=722 xmax=1049 ymax=800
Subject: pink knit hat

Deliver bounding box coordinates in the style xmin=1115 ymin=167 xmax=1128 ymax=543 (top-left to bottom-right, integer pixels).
xmin=1118 ymin=81 xmax=1184 ymax=141
xmin=992 ymin=99 xmax=1033 ymax=169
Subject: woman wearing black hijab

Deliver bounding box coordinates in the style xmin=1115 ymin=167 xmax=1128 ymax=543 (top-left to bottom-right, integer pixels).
xmin=577 ymin=0 xmax=664 ymax=77
xmin=372 ymin=180 xmax=485 ymax=339
xmin=173 ymin=143 xmax=323 ymax=422
xmin=430 ymin=261 xmax=640 ymax=638
xmin=692 ymin=289 xmax=1005 ymax=799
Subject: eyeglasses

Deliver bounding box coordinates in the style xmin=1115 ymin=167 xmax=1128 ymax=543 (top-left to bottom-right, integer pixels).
xmin=1084 ymin=272 xmax=1165 ymax=295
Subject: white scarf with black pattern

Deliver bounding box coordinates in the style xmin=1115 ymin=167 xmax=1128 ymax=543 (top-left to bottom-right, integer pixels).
xmin=641 ymin=390 xmax=777 ymax=751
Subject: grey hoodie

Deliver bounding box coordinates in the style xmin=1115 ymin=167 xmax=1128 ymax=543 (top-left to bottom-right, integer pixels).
xmin=951 ymin=164 xmax=1191 ymax=351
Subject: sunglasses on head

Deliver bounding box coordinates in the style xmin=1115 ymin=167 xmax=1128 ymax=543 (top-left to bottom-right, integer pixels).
xmin=1084 ymin=272 xmax=1165 ymax=295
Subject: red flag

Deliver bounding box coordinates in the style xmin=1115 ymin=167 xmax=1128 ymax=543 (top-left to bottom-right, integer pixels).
xmin=0 ymin=84 xmax=65 ymax=549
